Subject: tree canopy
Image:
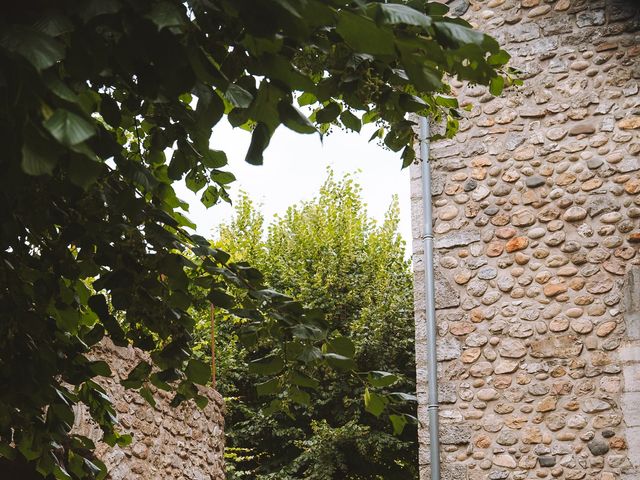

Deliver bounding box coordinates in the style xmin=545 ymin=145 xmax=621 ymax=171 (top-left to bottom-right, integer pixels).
xmin=0 ymin=1 xmax=509 ymax=478
xmin=204 ymin=174 xmax=416 ymax=478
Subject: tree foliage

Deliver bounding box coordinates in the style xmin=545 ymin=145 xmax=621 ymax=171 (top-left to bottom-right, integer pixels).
xmin=0 ymin=0 xmax=508 ymax=477
xmin=202 ymin=173 xmax=417 ymax=479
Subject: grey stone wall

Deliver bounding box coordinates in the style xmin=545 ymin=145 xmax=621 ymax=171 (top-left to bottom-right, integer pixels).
xmin=410 ymin=1 xmax=640 ymax=479
xmin=73 ymin=339 xmax=225 ymax=480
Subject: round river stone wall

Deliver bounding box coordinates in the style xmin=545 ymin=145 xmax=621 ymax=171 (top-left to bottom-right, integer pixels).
xmin=410 ymin=1 xmax=640 ymax=479
xmin=73 ymin=339 xmax=225 ymax=480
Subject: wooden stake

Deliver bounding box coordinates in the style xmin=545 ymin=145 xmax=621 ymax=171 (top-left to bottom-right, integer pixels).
xmin=210 ymin=303 xmax=217 ymax=389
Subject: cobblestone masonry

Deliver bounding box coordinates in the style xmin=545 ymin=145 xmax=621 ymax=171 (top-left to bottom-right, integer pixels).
xmin=73 ymin=339 xmax=225 ymax=480
xmin=410 ymin=1 xmax=640 ymax=479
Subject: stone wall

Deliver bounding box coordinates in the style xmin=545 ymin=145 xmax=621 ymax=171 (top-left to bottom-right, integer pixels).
xmin=410 ymin=1 xmax=640 ymax=479
xmin=73 ymin=340 xmax=225 ymax=480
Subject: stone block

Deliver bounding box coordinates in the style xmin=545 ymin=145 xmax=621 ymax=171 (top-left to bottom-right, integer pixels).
xmin=624 ymin=363 xmax=640 ymax=392
xmin=626 ymin=426 xmax=640 ymax=471
xmin=624 ymin=267 xmax=640 ymax=340
xmin=621 ymin=392 xmax=640 ymax=427
xmin=434 ymin=230 xmax=481 ymax=249
xmin=440 ymin=424 xmax=472 ymax=445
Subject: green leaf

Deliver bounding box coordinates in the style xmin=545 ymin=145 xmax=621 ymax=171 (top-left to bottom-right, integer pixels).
xmin=389 ymin=414 xmax=408 ymax=435
xmin=121 ymin=361 xmax=152 ymax=389
xmin=88 ymin=361 xmax=112 ymax=377
xmin=488 ymin=50 xmax=511 ymax=66
xmin=68 ymin=155 xmax=105 ymax=190
xmin=364 ymin=388 xmax=387 ymax=417
xmin=212 ymin=170 xmax=236 ymax=185
xmin=324 ymin=353 xmax=355 ymax=371
xmin=21 ymin=127 xmax=58 ymax=176
xmin=207 ymin=289 xmax=235 ymax=309
xmin=289 ymin=387 xmax=310 ymax=406
xmin=297 ymin=346 xmax=323 ymax=364
xmin=0 ymin=26 xmax=64 ymax=71
xmin=225 ymin=84 xmax=254 ymax=108
xmin=248 ymin=355 xmax=284 ymax=375
xmin=145 ymin=1 xmax=185 ymax=29
xmin=315 ymin=102 xmax=341 ymax=124
xmin=368 ymin=371 xmax=399 ymax=388
xmin=185 ymin=359 xmax=211 ymax=385
xmin=433 ymin=19 xmax=487 ymax=48
xmin=297 ymin=92 xmax=317 ymax=106
xmin=202 ymin=150 xmax=227 ymax=168
xmin=185 ymin=170 xmax=207 ymax=193
xmin=256 ymin=378 xmax=280 ymax=397
xmin=139 ymin=387 xmax=156 ymax=408
xmin=290 ymin=371 xmax=319 ymax=389
xmin=340 ymin=111 xmax=361 ymax=132
xmin=77 ymin=0 xmax=121 ymax=23
xmin=53 ymin=464 xmax=72 ymax=480
xmin=278 ymin=102 xmax=316 ymax=134
xmin=43 ymin=109 xmax=96 ymax=146
xmin=336 ymin=11 xmax=395 ymax=56
xmin=291 ymin=324 xmax=325 ymax=340
xmin=245 ymin=123 xmax=271 ymax=165
xmin=489 ymin=75 xmax=505 ymax=96
xmin=371 ymin=4 xmax=432 ymax=30
xmin=389 ymin=392 xmax=418 ymax=402
xmin=326 ymin=336 xmax=355 ymax=358
xmin=399 ymin=93 xmax=427 ymax=112
xmin=201 ymin=185 xmax=219 ymax=208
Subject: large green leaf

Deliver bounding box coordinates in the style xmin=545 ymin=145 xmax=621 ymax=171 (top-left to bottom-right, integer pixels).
xmin=278 ymin=102 xmax=316 ymax=134
xmin=364 ymin=388 xmax=387 ymax=417
xmin=21 ymin=127 xmax=58 ymax=176
xmin=248 ymin=355 xmax=285 ymax=375
xmin=0 ymin=26 xmax=64 ymax=71
xmin=185 ymin=359 xmax=211 ymax=385
xmin=43 ymin=109 xmax=97 ymax=146
xmin=370 ymin=3 xmax=432 ymax=29
xmin=145 ymin=1 xmax=186 ymax=29
xmin=367 ymin=371 xmax=399 ymax=388
xmin=336 ymin=10 xmax=395 ymax=56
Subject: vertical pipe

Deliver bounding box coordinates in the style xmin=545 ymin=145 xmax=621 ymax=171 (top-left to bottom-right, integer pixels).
xmin=419 ymin=116 xmax=441 ymax=480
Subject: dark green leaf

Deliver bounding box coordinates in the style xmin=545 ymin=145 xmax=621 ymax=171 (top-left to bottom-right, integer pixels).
xmin=21 ymin=127 xmax=58 ymax=176
xmin=371 ymin=4 xmax=432 ymax=29
xmin=326 ymin=336 xmax=355 ymax=358
xmin=185 ymin=359 xmax=211 ymax=385
xmin=225 ymin=84 xmax=254 ymax=108
xmin=43 ymin=109 xmax=96 ymax=146
xmin=368 ymin=371 xmax=399 ymax=388
xmin=278 ymin=102 xmax=316 ymax=134
xmin=324 ymin=353 xmax=355 ymax=371
xmin=248 ymin=355 xmax=284 ymax=375
xmin=336 ymin=11 xmax=395 ymax=56
xmin=256 ymin=378 xmax=280 ymax=397
xmin=340 ymin=110 xmax=361 ymax=132
xmin=0 ymin=26 xmax=64 ymax=71
xmin=315 ymin=102 xmax=341 ymax=124
xmin=145 ymin=1 xmax=185 ymax=29
xmin=245 ymin=123 xmax=271 ymax=165
xmin=121 ymin=361 xmax=152 ymax=389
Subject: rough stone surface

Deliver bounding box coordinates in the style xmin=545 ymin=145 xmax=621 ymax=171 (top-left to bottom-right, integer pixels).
xmin=410 ymin=2 xmax=640 ymax=479
xmin=73 ymin=340 xmax=225 ymax=479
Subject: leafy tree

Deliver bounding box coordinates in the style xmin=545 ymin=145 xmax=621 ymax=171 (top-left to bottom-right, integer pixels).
xmin=201 ymin=173 xmax=417 ymax=479
xmin=0 ymin=1 xmax=509 ymax=477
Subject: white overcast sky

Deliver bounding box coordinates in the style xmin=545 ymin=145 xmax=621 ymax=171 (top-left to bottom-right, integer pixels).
xmin=175 ymin=119 xmax=412 ymax=245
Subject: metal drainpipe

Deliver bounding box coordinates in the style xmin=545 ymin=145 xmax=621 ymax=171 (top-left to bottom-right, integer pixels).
xmin=419 ymin=116 xmax=441 ymax=480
